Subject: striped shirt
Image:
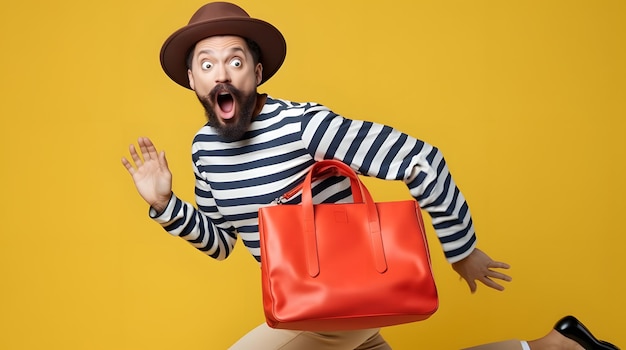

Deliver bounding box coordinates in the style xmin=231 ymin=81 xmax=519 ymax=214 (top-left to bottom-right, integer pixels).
xmin=151 ymin=96 xmax=477 ymax=264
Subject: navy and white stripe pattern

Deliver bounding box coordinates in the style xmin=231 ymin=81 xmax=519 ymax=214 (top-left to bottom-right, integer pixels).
xmin=151 ymin=96 xmax=477 ymax=263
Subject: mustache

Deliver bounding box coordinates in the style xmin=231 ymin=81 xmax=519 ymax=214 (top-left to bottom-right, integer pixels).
xmin=207 ymin=83 xmax=244 ymax=102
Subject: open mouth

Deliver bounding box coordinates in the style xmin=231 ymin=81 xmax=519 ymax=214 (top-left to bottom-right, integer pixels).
xmin=217 ymin=92 xmax=234 ymax=115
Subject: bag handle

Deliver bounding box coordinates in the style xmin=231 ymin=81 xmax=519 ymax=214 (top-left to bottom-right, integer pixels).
xmin=279 ymin=163 xmax=363 ymax=203
xmin=301 ymin=160 xmax=388 ymax=277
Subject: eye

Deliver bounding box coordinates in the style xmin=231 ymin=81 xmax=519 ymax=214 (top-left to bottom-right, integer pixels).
xmin=201 ymin=61 xmax=213 ymax=70
xmin=230 ymin=59 xmax=242 ymax=68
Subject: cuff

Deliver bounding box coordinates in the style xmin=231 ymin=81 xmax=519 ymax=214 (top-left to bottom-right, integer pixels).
xmin=148 ymin=193 xmax=177 ymax=223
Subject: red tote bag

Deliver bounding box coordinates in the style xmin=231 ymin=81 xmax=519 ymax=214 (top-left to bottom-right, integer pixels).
xmin=258 ymin=160 xmax=438 ymax=331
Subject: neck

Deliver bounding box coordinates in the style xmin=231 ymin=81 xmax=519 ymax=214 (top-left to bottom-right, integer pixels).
xmin=252 ymin=93 xmax=267 ymax=119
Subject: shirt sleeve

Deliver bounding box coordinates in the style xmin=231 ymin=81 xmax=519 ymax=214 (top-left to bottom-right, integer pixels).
xmin=299 ymin=105 xmax=477 ymax=263
xmin=148 ymin=152 xmax=238 ymax=261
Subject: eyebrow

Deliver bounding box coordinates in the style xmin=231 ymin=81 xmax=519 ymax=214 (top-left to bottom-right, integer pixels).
xmin=196 ymin=46 xmax=246 ymax=58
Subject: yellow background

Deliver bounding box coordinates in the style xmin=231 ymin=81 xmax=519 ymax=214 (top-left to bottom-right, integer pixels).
xmin=1 ymin=0 xmax=624 ymax=349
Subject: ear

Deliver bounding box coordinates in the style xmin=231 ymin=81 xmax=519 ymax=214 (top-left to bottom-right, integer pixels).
xmin=255 ymin=63 xmax=263 ymax=86
xmin=187 ymin=69 xmax=196 ymax=90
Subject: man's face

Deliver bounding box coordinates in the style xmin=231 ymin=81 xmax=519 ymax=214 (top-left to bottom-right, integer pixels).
xmin=187 ymin=36 xmax=263 ymax=141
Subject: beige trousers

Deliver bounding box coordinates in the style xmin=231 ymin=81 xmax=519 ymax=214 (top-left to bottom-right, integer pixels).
xmin=230 ymin=323 xmax=524 ymax=350
xmin=462 ymin=340 xmax=524 ymax=350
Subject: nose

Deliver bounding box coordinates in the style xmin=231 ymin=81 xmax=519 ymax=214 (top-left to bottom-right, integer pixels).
xmin=215 ymin=64 xmax=231 ymax=83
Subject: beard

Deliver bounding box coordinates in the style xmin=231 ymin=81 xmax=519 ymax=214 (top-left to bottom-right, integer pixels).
xmin=196 ymin=83 xmax=257 ymax=142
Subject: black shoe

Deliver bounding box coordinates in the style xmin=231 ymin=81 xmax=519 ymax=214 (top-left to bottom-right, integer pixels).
xmin=554 ymin=315 xmax=620 ymax=350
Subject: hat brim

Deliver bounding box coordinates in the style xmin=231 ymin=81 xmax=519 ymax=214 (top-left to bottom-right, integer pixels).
xmin=160 ymin=18 xmax=286 ymax=89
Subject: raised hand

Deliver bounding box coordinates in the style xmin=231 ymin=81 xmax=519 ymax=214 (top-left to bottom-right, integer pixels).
xmin=121 ymin=137 xmax=173 ymax=213
xmin=451 ymin=248 xmax=512 ymax=293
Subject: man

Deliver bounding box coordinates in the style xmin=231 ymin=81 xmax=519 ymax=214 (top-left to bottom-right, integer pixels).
xmin=121 ymin=2 xmax=607 ymax=349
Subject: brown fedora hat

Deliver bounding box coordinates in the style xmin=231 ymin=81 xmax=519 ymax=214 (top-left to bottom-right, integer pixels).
xmin=160 ymin=2 xmax=286 ymax=89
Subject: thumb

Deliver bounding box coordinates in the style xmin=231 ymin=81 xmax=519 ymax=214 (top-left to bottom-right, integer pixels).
xmin=465 ymin=278 xmax=478 ymax=294
xmin=159 ymin=150 xmax=169 ymax=168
